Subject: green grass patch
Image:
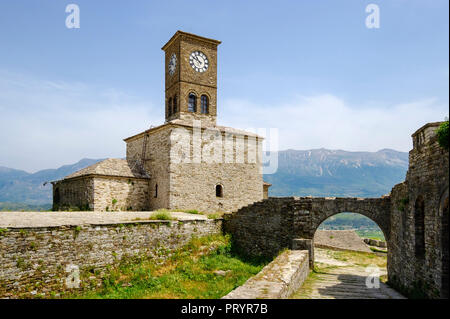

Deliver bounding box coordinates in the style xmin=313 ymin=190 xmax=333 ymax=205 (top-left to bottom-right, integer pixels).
xmin=355 ymin=229 xmax=385 ymax=241
xmin=150 ymin=212 xmax=173 ymax=221
xmin=64 ymin=234 xmax=267 ymax=299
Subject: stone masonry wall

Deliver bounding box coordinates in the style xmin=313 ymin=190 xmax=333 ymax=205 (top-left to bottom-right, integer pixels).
xmin=0 ymin=219 xmax=222 ymax=298
xmin=169 ymin=126 xmax=263 ymax=213
xmin=223 ymin=250 xmax=309 ymax=299
xmin=224 ymin=196 xmax=391 ymax=261
xmin=126 ymin=128 xmax=172 ymax=211
xmin=53 ymin=176 xmax=150 ymax=212
xmin=53 ymin=177 xmax=94 ymax=211
xmin=388 ymin=123 xmax=449 ymax=298
xmin=92 ymin=177 xmax=150 ymax=211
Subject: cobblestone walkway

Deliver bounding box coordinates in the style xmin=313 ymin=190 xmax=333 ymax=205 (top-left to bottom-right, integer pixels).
xmin=291 ymin=249 xmax=405 ymax=299
xmin=0 ymin=211 xmax=207 ymax=228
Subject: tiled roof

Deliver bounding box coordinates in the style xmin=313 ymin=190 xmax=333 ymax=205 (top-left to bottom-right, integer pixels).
xmin=64 ymin=158 xmax=150 ymax=180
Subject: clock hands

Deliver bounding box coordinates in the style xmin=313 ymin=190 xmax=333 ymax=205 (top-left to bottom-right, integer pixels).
xmin=189 ymin=51 xmax=208 ymax=72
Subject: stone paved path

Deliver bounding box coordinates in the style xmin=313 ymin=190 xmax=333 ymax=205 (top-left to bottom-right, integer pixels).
xmin=291 ymin=249 xmax=405 ymax=299
xmin=0 ymin=211 xmax=208 ymax=228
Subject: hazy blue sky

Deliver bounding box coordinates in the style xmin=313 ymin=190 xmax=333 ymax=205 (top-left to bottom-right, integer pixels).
xmin=0 ymin=0 xmax=448 ymax=172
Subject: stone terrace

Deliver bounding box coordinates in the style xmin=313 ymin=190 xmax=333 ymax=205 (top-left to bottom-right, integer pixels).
xmin=0 ymin=211 xmax=207 ymax=228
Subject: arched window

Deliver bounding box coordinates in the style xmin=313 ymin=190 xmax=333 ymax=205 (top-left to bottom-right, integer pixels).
xmin=201 ymin=95 xmax=209 ymax=114
xmin=441 ymin=190 xmax=449 ymax=298
xmin=154 ymin=184 xmax=158 ymax=198
xmin=173 ymin=95 xmax=177 ymax=114
xmin=188 ymin=93 xmax=197 ymax=112
xmin=216 ymin=184 xmax=223 ymax=198
xmin=168 ymin=98 xmax=172 ymax=116
xmin=415 ymin=195 xmax=425 ymax=259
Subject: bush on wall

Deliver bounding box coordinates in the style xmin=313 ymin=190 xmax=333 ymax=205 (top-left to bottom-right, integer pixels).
xmin=437 ymin=121 xmax=449 ymax=150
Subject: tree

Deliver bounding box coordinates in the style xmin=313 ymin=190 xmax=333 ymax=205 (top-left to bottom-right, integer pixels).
xmin=437 ymin=121 xmax=449 ymax=151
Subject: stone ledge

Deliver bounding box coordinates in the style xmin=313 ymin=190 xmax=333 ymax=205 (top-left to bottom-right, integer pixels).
xmin=222 ymin=250 xmax=309 ymax=299
xmin=0 ymin=211 xmax=209 ymax=228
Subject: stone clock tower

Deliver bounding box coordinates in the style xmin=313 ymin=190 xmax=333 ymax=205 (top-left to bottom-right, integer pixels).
xmin=54 ymin=31 xmax=266 ymax=215
xmin=162 ymin=31 xmax=221 ymax=127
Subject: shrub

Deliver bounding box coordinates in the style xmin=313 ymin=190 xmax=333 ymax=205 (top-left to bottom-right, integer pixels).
xmin=437 ymin=121 xmax=449 ymax=150
xmin=184 ymin=209 xmax=200 ymax=215
xmin=151 ymin=212 xmax=172 ymax=221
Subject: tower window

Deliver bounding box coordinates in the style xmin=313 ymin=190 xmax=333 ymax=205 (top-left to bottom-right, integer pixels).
xmin=201 ymin=95 xmax=209 ymax=114
xmin=216 ymin=184 xmax=223 ymax=198
xmin=154 ymin=184 xmax=158 ymax=198
xmin=188 ymin=93 xmax=197 ymax=112
xmin=415 ymin=195 xmax=425 ymax=259
xmin=168 ymin=98 xmax=172 ymax=116
xmin=173 ymin=95 xmax=177 ymax=113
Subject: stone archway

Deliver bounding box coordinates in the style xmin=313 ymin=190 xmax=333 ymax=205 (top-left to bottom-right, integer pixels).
xmin=298 ymin=197 xmax=391 ymax=242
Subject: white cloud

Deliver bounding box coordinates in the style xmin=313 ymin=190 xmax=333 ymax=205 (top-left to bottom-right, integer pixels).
xmin=0 ymin=70 xmax=161 ymax=172
xmin=219 ymin=94 xmax=449 ymax=153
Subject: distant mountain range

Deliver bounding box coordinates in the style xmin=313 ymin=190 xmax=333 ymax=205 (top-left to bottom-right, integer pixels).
xmin=0 ymin=148 xmax=409 ymax=210
xmin=264 ymin=148 xmax=408 ymax=198
xmin=0 ymin=159 xmax=104 ymax=210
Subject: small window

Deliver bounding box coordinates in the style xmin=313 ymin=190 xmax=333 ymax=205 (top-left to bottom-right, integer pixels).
xmin=188 ymin=93 xmax=197 ymax=112
xmin=415 ymin=195 xmax=425 ymax=259
xmin=154 ymin=184 xmax=158 ymax=198
xmin=173 ymin=95 xmax=177 ymax=113
xmin=168 ymin=98 xmax=172 ymax=116
xmin=201 ymin=95 xmax=209 ymax=114
xmin=216 ymin=184 xmax=223 ymax=198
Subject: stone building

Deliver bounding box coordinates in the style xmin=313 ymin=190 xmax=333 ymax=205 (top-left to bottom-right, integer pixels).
xmin=52 ymin=31 xmax=269 ymax=213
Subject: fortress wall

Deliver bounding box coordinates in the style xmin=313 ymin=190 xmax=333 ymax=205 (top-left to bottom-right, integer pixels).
xmin=0 ymin=219 xmax=222 ymax=298
xmin=388 ymin=122 xmax=449 ymax=298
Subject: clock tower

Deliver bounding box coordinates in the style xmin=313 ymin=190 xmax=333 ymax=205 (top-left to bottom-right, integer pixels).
xmin=162 ymin=31 xmax=221 ymax=127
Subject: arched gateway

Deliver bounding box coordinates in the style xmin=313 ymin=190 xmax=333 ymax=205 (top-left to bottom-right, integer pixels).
xmin=223 ymin=196 xmax=391 ymax=266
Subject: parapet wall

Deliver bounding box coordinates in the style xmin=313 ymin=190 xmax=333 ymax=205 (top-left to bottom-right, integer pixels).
xmin=0 ymin=219 xmax=222 ymax=298
xmin=223 ymin=250 xmax=309 ymax=299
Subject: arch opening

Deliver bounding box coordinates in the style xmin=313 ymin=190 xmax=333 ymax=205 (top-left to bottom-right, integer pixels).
xmin=315 ymin=212 xmax=387 ymax=251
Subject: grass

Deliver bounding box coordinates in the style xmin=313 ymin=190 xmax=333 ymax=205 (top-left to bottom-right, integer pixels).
xmin=324 ymin=249 xmax=387 ymax=268
xmin=150 ymin=211 xmax=173 ymax=221
xmin=355 ymin=229 xmax=385 ymax=241
xmin=64 ymin=234 xmax=267 ymax=299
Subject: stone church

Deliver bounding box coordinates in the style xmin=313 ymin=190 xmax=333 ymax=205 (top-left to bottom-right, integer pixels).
xmin=52 ymin=31 xmax=271 ymax=213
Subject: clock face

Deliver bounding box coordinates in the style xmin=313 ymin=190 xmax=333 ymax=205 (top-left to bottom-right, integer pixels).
xmin=168 ymin=53 xmax=177 ymax=76
xmin=189 ymin=51 xmax=209 ymax=72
